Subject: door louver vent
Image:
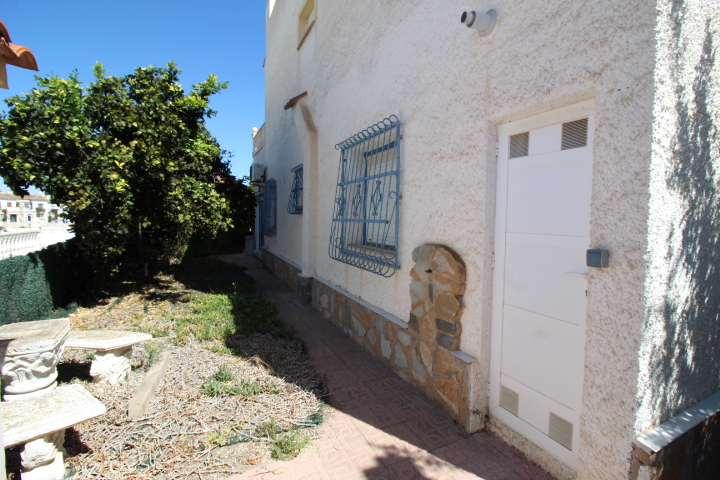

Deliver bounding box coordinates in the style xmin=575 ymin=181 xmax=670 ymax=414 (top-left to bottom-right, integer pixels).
xmin=509 ymin=132 xmax=529 ymax=159
xmin=548 ymin=412 xmax=573 ymax=450
xmin=561 ymin=118 xmax=588 ymax=150
xmin=500 ymin=385 xmax=519 ymax=416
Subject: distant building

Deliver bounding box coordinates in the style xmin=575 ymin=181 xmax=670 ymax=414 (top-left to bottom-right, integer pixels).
xmin=0 ymin=192 xmax=66 ymax=229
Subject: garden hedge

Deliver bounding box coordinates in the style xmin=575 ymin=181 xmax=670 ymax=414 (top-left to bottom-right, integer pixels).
xmin=0 ymin=238 xmax=93 ymax=325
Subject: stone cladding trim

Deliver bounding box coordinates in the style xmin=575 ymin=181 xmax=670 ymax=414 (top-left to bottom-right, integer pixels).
xmin=261 ymin=248 xmax=302 ymax=295
xmin=261 ymin=246 xmax=479 ymax=430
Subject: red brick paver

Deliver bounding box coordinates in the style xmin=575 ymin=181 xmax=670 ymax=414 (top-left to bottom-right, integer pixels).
xmin=228 ymin=264 xmax=555 ymax=480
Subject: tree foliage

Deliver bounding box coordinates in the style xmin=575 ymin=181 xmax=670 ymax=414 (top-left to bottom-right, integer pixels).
xmin=0 ymin=62 xmax=252 ymax=277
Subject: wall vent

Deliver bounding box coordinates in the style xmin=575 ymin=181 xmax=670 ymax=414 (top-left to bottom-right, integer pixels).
xmin=561 ymin=118 xmax=588 ymax=150
xmin=500 ymin=385 xmax=519 ymax=416
xmin=548 ymin=412 xmax=573 ymax=450
xmin=509 ymin=132 xmax=529 ymax=159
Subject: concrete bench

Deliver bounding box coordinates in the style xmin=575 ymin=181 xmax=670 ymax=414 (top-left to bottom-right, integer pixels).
xmin=0 ymin=318 xmax=70 ymax=401
xmin=2 ymin=383 xmax=106 ymax=480
xmin=64 ymin=331 xmax=152 ymax=384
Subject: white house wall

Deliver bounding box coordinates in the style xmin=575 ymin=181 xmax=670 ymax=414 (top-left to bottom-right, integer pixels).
xmin=263 ymin=1 xmax=659 ymax=478
xmin=260 ymin=107 xmax=305 ymax=264
xmin=639 ymin=0 xmax=720 ymax=435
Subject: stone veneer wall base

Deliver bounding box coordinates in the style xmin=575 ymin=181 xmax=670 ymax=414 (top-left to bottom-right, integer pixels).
xmin=261 ymin=246 xmax=484 ymax=432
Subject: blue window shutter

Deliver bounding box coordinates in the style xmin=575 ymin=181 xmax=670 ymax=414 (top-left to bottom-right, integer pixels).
xmin=261 ymin=179 xmax=277 ymax=236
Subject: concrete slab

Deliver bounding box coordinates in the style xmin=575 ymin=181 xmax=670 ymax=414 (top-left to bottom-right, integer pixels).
xmin=0 ymin=319 xmax=69 ymax=356
xmin=2 ymin=384 xmax=106 ymax=447
xmin=65 ymin=331 xmax=152 ymax=351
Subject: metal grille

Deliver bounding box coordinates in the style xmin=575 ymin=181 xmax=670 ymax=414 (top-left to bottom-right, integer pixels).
xmin=509 ymin=131 xmax=529 ymax=158
xmin=500 ymin=385 xmax=520 ymax=416
xmin=561 ymin=118 xmax=588 ymax=150
xmin=548 ymin=412 xmax=573 ymax=450
xmin=329 ymin=115 xmax=401 ymax=277
xmin=260 ymin=179 xmax=277 ymax=236
xmin=287 ymin=164 xmax=303 ymax=214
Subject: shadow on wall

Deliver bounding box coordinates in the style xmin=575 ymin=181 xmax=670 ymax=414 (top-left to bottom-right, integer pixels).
xmin=651 ymin=12 xmax=719 ymax=422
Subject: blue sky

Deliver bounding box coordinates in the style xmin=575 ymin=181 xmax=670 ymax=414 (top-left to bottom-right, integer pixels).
xmin=0 ymin=0 xmax=266 ymax=194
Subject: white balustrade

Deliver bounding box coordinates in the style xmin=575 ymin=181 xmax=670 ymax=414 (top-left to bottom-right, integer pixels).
xmin=0 ymin=229 xmax=41 ymax=260
xmin=0 ymin=229 xmax=74 ymax=260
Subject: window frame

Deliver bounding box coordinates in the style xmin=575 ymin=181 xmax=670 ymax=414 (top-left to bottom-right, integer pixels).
xmin=297 ymin=0 xmax=316 ymax=49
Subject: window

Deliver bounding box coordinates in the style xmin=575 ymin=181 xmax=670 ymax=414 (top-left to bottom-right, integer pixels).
xmin=9 ymin=214 xmax=17 ymax=222
xmin=329 ymin=115 xmax=401 ymax=277
xmin=287 ymin=164 xmax=303 ymax=214
xmin=260 ymin=179 xmax=277 ymax=236
xmin=26 ymin=215 xmax=32 ymax=222
xmin=297 ymin=0 xmax=316 ymax=49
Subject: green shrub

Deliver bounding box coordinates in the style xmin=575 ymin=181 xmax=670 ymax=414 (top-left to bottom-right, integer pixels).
xmin=0 ymin=238 xmax=93 ymax=325
xmin=213 ymin=365 xmax=234 ymax=382
xmin=227 ymin=380 xmax=263 ymax=397
xmin=272 ymin=431 xmax=308 ymax=459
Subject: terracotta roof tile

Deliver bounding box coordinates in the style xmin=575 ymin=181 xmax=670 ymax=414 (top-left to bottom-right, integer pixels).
xmin=0 ymin=20 xmax=11 ymax=43
xmin=0 ymin=19 xmax=38 ymax=72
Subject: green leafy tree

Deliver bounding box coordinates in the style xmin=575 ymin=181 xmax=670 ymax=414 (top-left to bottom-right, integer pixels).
xmin=0 ymin=62 xmax=246 ymax=285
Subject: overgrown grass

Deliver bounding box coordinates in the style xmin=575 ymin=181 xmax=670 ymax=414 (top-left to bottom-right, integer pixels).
xmin=254 ymin=419 xmax=308 ymax=459
xmin=272 ymin=431 xmax=308 ymax=459
xmin=144 ymin=343 xmax=165 ymax=365
xmin=256 ymin=419 xmax=278 ymax=439
xmin=201 ymin=366 xmax=283 ymax=397
xmin=172 ymin=258 xmax=254 ymax=295
xmin=214 ymin=365 xmax=233 ymax=382
xmin=131 ymin=290 xmax=292 ymax=346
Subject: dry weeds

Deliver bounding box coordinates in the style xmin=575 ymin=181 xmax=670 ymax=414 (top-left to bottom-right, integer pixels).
xmin=43 ymin=268 xmax=326 ymax=479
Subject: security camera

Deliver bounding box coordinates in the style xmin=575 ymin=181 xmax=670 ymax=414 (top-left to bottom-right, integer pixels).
xmin=461 ymin=9 xmax=498 ymax=37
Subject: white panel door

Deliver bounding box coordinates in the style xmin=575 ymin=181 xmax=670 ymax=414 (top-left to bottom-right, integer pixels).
xmin=490 ymin=101 xmax=594 ymax=470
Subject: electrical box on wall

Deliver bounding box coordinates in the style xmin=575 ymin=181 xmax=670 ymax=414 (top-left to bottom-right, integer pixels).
xmin=250 ymin=163 xmax=266 ymax=185
xmin=587 ymin=249 xmax=609 ymax=268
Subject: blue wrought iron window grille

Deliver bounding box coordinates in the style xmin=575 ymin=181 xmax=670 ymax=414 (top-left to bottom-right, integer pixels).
xmin=261 ymin=178 xmax=277 ymax=236
xmin=329 ymin=115 xmax=401 ymax=277
xmin=287 ymin=164 xmax=303 ymax=214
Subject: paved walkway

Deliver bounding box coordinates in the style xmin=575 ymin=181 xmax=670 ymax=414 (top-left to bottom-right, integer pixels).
xmin=229 ymin=261 xmax=554 ymax=480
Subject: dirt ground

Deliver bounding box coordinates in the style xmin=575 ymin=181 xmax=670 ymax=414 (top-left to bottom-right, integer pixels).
xmin=7 ymin=264 xmax=327 ymax=480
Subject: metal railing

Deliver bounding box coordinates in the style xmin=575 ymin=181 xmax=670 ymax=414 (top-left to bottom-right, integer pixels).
xmin=287 ymin=164 xmax=304 ymax=214
xmin=329 ymin=115 xmax=401 ymax=277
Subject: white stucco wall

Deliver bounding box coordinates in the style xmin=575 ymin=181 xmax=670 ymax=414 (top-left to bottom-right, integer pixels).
xmin=639 ymin=0 xmax=720 ymax=433
xmin=263 ymin=1 xmax=661 ymax=478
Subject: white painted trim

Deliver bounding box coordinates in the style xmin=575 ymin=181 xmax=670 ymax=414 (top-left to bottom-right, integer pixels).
xmin=312 ymin=275 xmax=409 ymax=329
xmin=489 ymin=100 xmax=596 ymax=471
xmin=635 ymin=390 xmax=720 ymax=454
